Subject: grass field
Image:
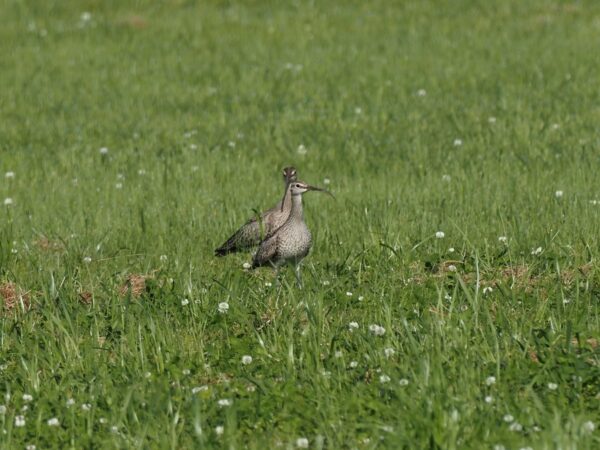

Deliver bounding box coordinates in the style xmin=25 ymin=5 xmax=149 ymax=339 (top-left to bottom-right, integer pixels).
xmin=1 ymin=0 xmax=600 ymax=448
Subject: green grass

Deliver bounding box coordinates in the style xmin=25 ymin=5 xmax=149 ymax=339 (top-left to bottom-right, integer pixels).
xmin=1 ymin=0 xmax=599 ymax=448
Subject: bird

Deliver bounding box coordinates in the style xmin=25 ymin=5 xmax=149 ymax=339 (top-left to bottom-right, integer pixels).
xmin=214 ymin=167 xmax=298 ymax=256
xmin=252 ymin=180 xmax=333 ymax=287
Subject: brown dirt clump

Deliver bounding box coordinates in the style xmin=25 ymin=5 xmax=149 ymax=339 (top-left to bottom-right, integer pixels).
xmin=528 ymin=350 xmax=540 ymax=364
xmin=79 ymin=291 xmax=93 ymax=305
xmin=0 ymin=282 xmax=31 ymax=312
xmin=119 ymin=273 xmax=155 ymax=298
xmin=33 ymin=236 xmax=64 ymax=252
xmin=119 ymin=15 xmax=148 ymax=29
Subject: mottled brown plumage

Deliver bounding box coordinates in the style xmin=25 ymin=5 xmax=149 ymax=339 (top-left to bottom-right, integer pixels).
xmin=215 ymin=167 xmax=297 ymax=256
xmin=252 ymin=181 xmax=333 ymax=286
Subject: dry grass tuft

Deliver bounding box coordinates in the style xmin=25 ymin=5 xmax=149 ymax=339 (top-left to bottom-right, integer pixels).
xmin=0 ymin=282 xmax=31 ymax=312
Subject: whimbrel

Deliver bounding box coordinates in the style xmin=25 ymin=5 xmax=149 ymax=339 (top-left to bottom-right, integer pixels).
xmin=215 ymin=167 xmax=298 ymax=256
xmin=252 ymin=180 xmax=333 ymax=286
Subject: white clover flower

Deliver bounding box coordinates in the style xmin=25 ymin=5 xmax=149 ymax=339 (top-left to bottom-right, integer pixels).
xmin=349 ymin=361 xmax=358 ymax=368
xmin=519 ymin=447 xmax=533 ymax=450
xmin=218 ymin=302 xmax=229 ymax=314
xmin=99 ymin=417 xmax=107 ymax=424
xmin=4 ymin=198 xmax=13 ymax=206
xmin=483 ymin=287 xmax=493 ymax=295
xmin=297 ymin=144 xmax=307 ymax=155
xmin=190 ymin=144 xmax=198 ymax=150
xmin=399 ymin=378 xmax=409 ymax=386
xmin=453 ymin=139 xmax=463 ymax=147
xmin=0 ymin=405 xmax=6 ymax=414
xmin=47 ymin=418 xmax=59 ymax=427
xmin=448 ymin=247 xmax=455 ymax=253
xmin=444 ymin=294 xmax=452 ymax=301
xmin=99 ymin=147 xmax=109 ymax=155
xmin=182 ymin=369 xmax=191 ymax=375
xmin=346 ymin=291 xmax=353 ymax=297
xmin=217 ymin=399 xmax=232 ymax=407
xmin=348 ymin=321 xmax=359 ymax=332
xmin=485 ymin=395 xmax=493 ymax=403
xmin=379 ymin=374 xmax=391 ymax=383
xmin=111 ymin=426 xmax=119 ymax=433
xmin=5 ymin=171 xmax=15 ymax=179
xmin=144 ymin=372 xmax=151 ymax=378
xmin=486 ymin=376 xmax=496 ymax=386
xmin=321 ymin=370 xmax=331 ymax=378
xmin=435 ymin=231 xmax=445 ymax=239
xmin=509 ymin=422 xmax=523 ymax=432
xmin=227 ymin=141 xmax=236 ymax=148
xmin=493 ymin=445 xmax=506 ymax=450
xmin=322 ymin=280 xmax=330 ymax=286
xmin=447 ymin=265 xmax=457 ymax=272
xmin=241 ymin=355 xmax=253 ymax=365
xmin=26 ymin=445 xmax=36 ymax=450
xmin=181 ymin=298 xmax=189 ymax=306
xmin=323 ymin=178 xmax=331 ymax=185
xmin=81 ymin=403 xmax=92 ymax=411
xmin=215 ymin=425 xmax=224 ymax=435
xmin=15 ymin=415 xmax=26 ymax=427
xmin=242 ymin=262 xmax=251 ymax=269
xmin=138 ymin=169 xmax=146 ymax=175
xmin=159 ymin=254 xmax=168 ymax=262
xmin=551 ymin=123 xmax=560 ymax=130
xmin=442 ymin=174 xmax=451 ymax=182
xmin=384 ymin=348 xmax=395 ymax=358
xmin=503 ymin=414 xmax=514 ymax=423
xmin=369 ymin=324 xmax=386 ymax=336
xmin=334 ymin=350 xmax=343 ymax=358
xmin=81 ymin=12 xmax=92 ymax=22
xmin=191 ymin=386 xmax=208 ymax=394
xmin=531 ymin=247 xmax=543 ymax=256
xmin=83 ymin=256 xmax=92 ymax=264
xmin=115 ymin=182 xmax=123 ymax=189
xmin=547 ymin=382 xmax=558 ymax=390
xmin=555 ymin=190 xmax=563 ymax=198
xmin=296 ymin=437 xmax=309 ymax=448
xmin=488 ymin=116 xmax=497 ymax=124
xmin=358 ymin=295 xmax=364 ymax=301
xmin=22 ymin=394 xmax=33 ymax=402
xmin=21 ymin=405 xmax=29 ymax=412
xmin=498 ymin=236 xmax=508 ymax=244
xmin=583 ymin=421 xmax=596 ymax=433
xmin=417 ymin=89 xmax=427 ymax=97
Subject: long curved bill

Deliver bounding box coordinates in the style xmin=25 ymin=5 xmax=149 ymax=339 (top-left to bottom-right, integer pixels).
xmin=306 ymin=184 xmax=335 ymax=198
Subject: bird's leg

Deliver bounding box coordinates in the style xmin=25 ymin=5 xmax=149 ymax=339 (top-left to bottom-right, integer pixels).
xmin=274 ymin=266 xmax=281 ymax=287
xmin=294 ymin=263 xmax=303 ymax=289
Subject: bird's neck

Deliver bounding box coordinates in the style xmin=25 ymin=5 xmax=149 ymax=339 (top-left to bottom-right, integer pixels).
xmin=289 ymin=193 xmax=304 ymax=220
xmin=282 ymin=185 xmax=293 ymax=210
